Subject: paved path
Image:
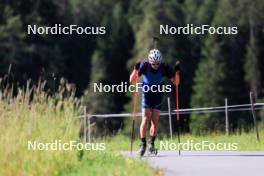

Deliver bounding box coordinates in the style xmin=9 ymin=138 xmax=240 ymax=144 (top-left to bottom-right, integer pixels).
xmin=122 ymin=151 xmax=264 ymax=176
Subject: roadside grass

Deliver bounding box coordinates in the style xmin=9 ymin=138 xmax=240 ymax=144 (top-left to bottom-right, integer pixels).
xmin=1 ymin=79 xmax=263 ymax=176
xmin=104 ymin=132 xmax=264 ymax=151
xmin=0 ymin=81 xmax=81 ymax=176
xmin=0 ymin=80 xmax=155 ymax=176
xmin=68 ymin=151 xmax=157 ymax=176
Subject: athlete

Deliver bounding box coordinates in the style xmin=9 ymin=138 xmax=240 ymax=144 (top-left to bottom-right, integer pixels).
xmin=130 ymin=49 xmax=180 ymax=156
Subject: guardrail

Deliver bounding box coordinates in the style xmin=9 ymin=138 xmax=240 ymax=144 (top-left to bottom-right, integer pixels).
xmin=79 ymin=92 xmax=263 ymax=142
xmin=78 ymin=103 xmax=264 ymax=118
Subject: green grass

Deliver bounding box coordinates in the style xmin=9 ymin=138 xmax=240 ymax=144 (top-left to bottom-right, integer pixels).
xmin=105 ymin=132 xmax=264 ymax=151
xmin=0 ymin=81 xmax=156 ymax=176
xmin=1 ymin=79 xmax=264 ymax=176
xmin=68 ymin=151 xmax=157 ymax=176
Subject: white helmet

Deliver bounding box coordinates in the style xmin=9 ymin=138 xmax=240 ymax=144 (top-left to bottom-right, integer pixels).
xmin=148 ymin=49 xmax=162 ymax=63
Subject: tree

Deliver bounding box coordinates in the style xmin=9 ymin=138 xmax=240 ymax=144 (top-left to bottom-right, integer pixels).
xmin=190 ymin=35 xmax=227 ymax=135
xmin=82 ymin=1 xmax=134 ymax=134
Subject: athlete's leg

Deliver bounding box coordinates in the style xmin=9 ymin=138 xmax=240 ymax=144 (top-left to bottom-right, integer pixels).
xmin=140 ymin=108 xmax=152 ymax=138
xmin=149 ymin=91 xmax=162 ymax=137
xmin=149 ymin=109 xmax=160 ymax=137
xmin=139 ymin=108 xmax=151 ymax=156
xmin=148 ymin=109 xmax=160 ymax=153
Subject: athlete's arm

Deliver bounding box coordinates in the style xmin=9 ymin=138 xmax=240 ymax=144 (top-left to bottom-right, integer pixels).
xmin=129 ymin=61 xmax=147 ymax=83
xmin=163 ymin=60 xmax=181 ymax=85
xmin=138 ymin=61 xmax=148 ymax=76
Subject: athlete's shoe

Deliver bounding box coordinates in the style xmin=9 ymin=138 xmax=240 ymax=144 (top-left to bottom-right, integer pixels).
xmin=147 ymin=143 xmax=158 ymax=156
xmin=138 ymin=143 xmax=146 ymax=157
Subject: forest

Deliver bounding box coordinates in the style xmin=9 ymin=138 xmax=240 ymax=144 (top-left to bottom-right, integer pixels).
xmin=1 ymin=0 xmax=264 ymax=135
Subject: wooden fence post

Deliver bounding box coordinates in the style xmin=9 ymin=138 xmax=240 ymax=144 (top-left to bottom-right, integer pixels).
xmin=249 ymin=92 xmax=260 ymax=141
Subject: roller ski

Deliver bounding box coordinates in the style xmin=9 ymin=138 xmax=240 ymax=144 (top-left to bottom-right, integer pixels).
xmin=138 ymin=144 xmax=146 ymax=157
xmin=147 ymin=143 xmax=158 ymax=156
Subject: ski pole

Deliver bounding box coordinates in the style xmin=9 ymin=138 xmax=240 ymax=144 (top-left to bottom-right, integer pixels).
xmin=130 ymin=72 xmax=138 ymax=155
xmin=152 ymin=36 xmax=159 ymax=49
xmin=175 ymin=71 xmax=181 ymax=156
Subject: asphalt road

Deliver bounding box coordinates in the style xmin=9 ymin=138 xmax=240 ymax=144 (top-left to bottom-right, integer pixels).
xmin=122 ymin=151 xmax=264 ymax=176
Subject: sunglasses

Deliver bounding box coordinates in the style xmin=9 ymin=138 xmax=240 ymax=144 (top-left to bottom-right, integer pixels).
xmin=151 ymin=63 xmax=160 ymax=66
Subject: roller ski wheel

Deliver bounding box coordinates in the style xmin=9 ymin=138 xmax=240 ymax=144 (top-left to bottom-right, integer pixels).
xmin=147 ymin=144 xmax=158 ymax=156
xmin=138 ymin=144 xmax=146 ymax=157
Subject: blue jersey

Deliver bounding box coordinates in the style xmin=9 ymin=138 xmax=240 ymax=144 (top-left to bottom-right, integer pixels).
xmin=138 ymin=61 xmax=174 ymax=80
xmin=142 ymin=65 xmax=164 ymax=85
xmin=138 ymin=61 xmax=174 ymax=110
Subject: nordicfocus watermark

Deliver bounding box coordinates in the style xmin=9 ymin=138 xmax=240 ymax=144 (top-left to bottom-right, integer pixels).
xmin=160 ymin=24 xmax=238 ymax=35
xmin=159 ymin=140 xmax=238 ymax=151
xmin=27 ymin=24 xmax=106 ymax=35
xmin=28 ymin=140 xmax=106 ymax=151
xmin=92 ymin=82 xmax=172 ymax=93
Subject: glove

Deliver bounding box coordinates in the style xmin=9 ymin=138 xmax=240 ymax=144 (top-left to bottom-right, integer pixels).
xmin=174 ymin=60 xmax=181 ymax=72
xmin=134 ymin=62 xmax=140 ymax=70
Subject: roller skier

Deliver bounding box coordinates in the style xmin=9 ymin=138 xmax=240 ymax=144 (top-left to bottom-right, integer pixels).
xmin=130 ymin=48 xmax=180 ymax=157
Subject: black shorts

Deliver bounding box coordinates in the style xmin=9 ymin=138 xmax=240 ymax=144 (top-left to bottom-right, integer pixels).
xmin=142 ymin=91 xmax=163 ymax=110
